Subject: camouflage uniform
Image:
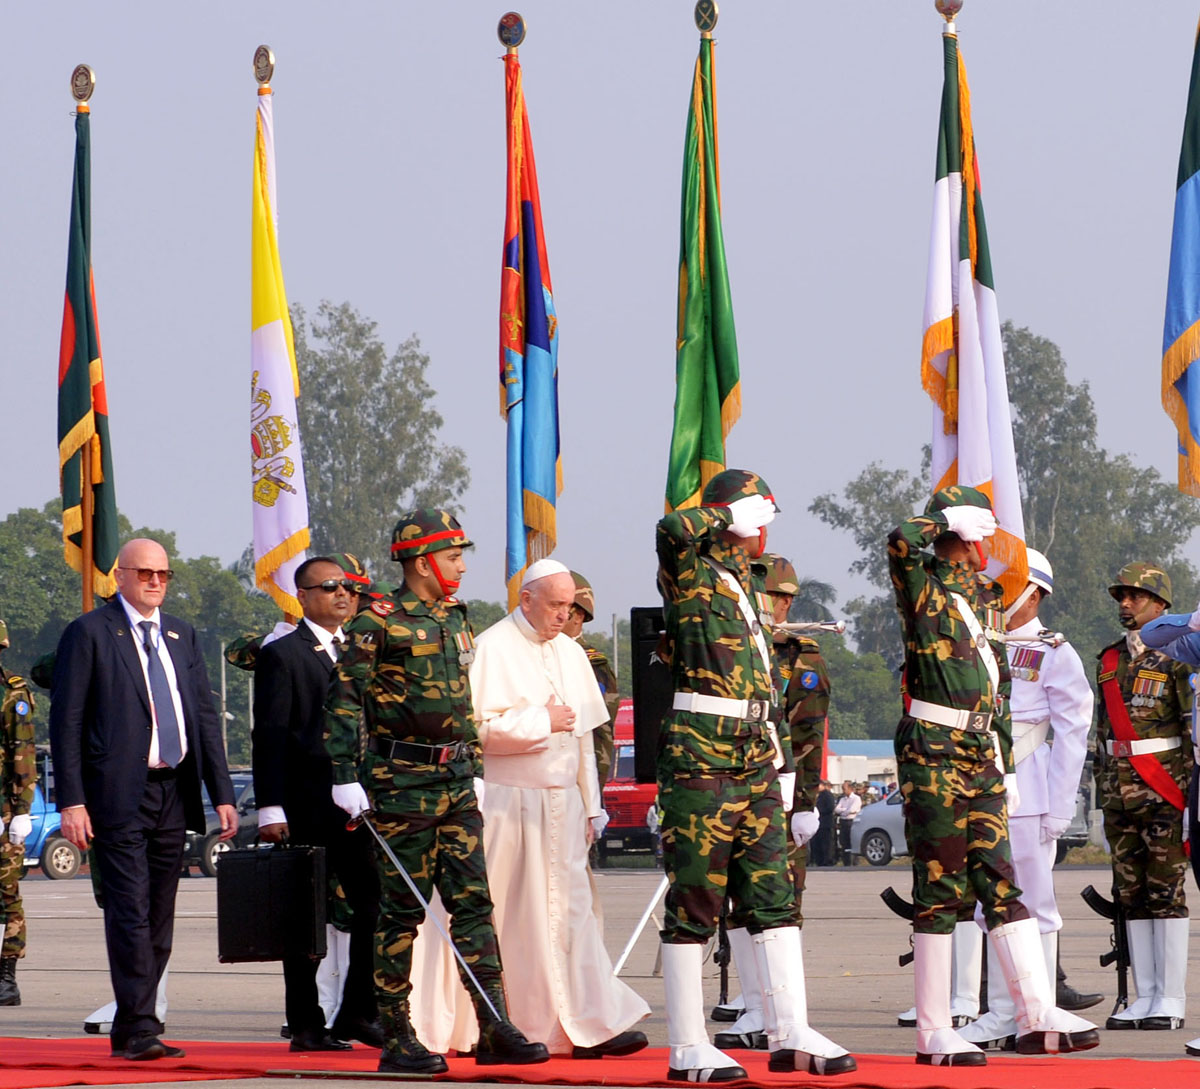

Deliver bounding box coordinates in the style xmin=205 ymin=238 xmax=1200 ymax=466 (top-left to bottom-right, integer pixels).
xmin=0 ymin=620 xmax=36 ymax=993
xmin=1095 ymin=565 xmax=1193 ymax=920
xmin=889 ymin=488 xmax=1026 ymax=935
xmin=569 ymin=571 xmax=619 ymax=792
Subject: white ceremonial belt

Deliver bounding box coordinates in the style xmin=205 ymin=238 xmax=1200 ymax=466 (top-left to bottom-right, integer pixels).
xmin=672 ymin=691 xmax=771 ymax=722
xmin=1011 ymin=719 xmax=1051 ymax=766
xmin=908 ymin=699 xmax=992 ymax=733
xmin=1105 ymin=736 xmax=1182 ymax=758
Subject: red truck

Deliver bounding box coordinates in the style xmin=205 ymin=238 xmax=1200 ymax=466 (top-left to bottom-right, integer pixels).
xmin=599 ymin=698 xmax=659 ymax=856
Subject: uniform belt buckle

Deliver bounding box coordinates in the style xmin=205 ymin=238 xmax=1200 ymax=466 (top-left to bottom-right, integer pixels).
xmin=966 ymin=711 xmax=992 ymax=733
xmin=437 ymin=744 xmax=453 ymax=765
xmin=1111 ymin=740 xmax=1132 ymax=759
xmin=746 ymin=700 xmax=768 ymax=722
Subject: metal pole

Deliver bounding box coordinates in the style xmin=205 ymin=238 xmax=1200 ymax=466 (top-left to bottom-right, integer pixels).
xmin=219 ymin=640 xmax=228 ymax=751
xmin=247 ymin=673 xmax=254 ymax=734
xmin=611 ymin=612 xmax=619 ymax=680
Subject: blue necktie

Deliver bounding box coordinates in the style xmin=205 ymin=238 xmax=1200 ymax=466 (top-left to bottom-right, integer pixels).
xmin=140 ymin=620 xmax=182 ymax=768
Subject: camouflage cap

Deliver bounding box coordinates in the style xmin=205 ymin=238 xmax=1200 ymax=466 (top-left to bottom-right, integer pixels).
xmin=701 ymin=469 xmax=779 ymax=511
xmin=370 ymin=577 xmax=400 ymax=598
xmin=570 ymin=571 xmax=595 ymax=622
xmin=925 ymin=484 xmax=994 ymax=516
xmin=1109 ymin=562 xmax=1172 ymax=608
xmin=762 ymin=553 xmax=800 ymax=596
xmin=0 ymin=620 xmax=7 ymax=650
xmin=390 ymin=509 xmax=472 ymax=562
xmin=326 ymin=551 xmax=372 ymax=594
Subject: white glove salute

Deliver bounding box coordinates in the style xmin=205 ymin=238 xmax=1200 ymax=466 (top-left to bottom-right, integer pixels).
xmin=726 ymin=494 xmax=776 ymax=538
xmin=790 ymin=810 xmax=820 ymax=848
xmin=1003 ymin=773 xmax=1021 ymax=817
xmin=331 ymin=782 xmax=371 ymax=819
xmin=1040 ymin=814 xmax=1071 ymax=844
xmin=941 ymin=505 xmax=997 ymax=543
xmin=7 ymin=814 xmax=31 ymax=847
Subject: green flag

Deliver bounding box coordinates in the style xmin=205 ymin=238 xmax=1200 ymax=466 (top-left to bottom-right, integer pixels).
xmin=665 ymin=35 xmax=740 ymax=512
xmin=58 ymin=106 xmax=118 ymax=599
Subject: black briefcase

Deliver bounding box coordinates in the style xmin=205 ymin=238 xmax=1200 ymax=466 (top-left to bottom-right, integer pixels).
xmin=216 ymin=844 xmax=327 ymax=963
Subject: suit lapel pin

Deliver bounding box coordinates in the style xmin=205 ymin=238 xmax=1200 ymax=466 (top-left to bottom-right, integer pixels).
xmin=167 ymin=630 xmax=180 ymax=640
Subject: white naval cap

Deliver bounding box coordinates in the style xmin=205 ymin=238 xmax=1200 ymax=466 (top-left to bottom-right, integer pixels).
xmin=521 ymin=558 xmax=571 ymax=589
xmin=1026 ymin=548 xmax=1053 ymax=595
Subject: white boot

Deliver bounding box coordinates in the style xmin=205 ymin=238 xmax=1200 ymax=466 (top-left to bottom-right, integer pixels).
xmin=1107 ymin=918 xmax=1156 ymax=1028
xmin=988 ymin=917 xmax=1098 ymax=1054
xmin=662 ymin=943 xmax=747 ymax=1082
xmin=950 ymin=920 xmax=982 ymax=1024
xmin=913 ymin=932 xmax=986 ymax=1066
xmin=713 ymin=928 xmax=766 ymax=1050
xmin=317 ymin=925 xmax=351 ymax=1028
xmin=896 ymin=1005 xmax=917 ymax=1027
xmin=84 ymin=965 xmax=169 ymax=1034
xmin=1145 ymin=917 xmax=1188 ymax=1029
xmin=752 ymin=927 xmax=856 ymax=1075
xmin=958 ymin=936 xmax=1016 ymax=1048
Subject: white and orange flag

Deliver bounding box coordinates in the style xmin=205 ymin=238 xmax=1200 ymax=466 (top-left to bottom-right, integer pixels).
xmin=920 ymin=16 xmax=1027 ymax=602
xmin=250 ymin=62 xmax=309 ymax=616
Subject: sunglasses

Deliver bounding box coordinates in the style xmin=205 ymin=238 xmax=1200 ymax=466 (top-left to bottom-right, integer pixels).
xmin=118 ymin=567 xmax=175 ymax=583
xmin=300 ymin=578 xmax=358 ymax=593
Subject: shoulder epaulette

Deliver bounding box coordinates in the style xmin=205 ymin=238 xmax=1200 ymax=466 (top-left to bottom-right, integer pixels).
xmin=371 ymin=599 xmax=396 ymax=618
xmin=5 ymin=674 xmax=28 ymax=690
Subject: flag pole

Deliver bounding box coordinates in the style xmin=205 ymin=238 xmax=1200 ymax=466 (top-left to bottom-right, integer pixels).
xmin=695 ymin=0 xmax=717 ymax=38
xmin=498 ymin=10 xmax=524 ymax=54
xmin=934 ymin=0 xmax=964 ymax=24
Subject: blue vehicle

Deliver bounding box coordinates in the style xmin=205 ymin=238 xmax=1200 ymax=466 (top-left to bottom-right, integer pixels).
xmin=21 ymin=750 xmax=81 ymax=880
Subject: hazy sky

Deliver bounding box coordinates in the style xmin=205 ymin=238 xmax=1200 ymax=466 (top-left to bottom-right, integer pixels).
xmin=3 ymin=1 xmax=1196 ymax=635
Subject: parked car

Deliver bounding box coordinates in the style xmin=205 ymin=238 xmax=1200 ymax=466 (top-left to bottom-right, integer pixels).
xmin=599 ymin=700 xmax=657 ymax=857
xmin=183 ymin=771 xmax=259 ymax=877
xmin=24 ymin=784 xmax=81 ymax=880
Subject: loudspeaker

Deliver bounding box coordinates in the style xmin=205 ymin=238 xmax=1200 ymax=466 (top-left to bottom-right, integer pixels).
xmin=630 ymin=605 xmax=672 ymax=784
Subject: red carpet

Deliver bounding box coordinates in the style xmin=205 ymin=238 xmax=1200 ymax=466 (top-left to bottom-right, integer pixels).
xmin=0 ymin=1040 xmax=1195 ymax=1089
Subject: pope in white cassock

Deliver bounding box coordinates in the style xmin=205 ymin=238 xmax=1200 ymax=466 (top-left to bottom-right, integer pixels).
xmin=427 ymin=559 xmax=650 ymax=1058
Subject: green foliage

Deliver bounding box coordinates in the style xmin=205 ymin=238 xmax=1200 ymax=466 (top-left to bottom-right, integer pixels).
xmin=787 ymin=578 xmax=837 ymax=623
xmin=819 ymin=634 xmax=901 ymax=740
xmin=464 ymin=599 xmax=507 ymax=634
xmin=292 ymin=302 xmax=470 ymax=575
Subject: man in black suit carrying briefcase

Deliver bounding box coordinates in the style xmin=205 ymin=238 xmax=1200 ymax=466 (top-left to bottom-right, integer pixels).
xmin=253 ymin=556 xmax=382 ymax=1052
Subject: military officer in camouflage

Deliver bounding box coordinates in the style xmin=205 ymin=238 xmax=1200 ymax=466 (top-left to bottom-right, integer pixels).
xmin=889 ymin=485 xmax=1097 ymax=1065
xmin=0 ymin=621 xmax=35 ymax=1006
xmin=324 ymin=510 xmax=549 ymax=1075
xmin=562 ymin=571 xmax=619 ymax=794
xmin=657 ymin=470 xmax=853 ymax=1081
xmin=1095 ymin=562 xmax=1193 ymax=1031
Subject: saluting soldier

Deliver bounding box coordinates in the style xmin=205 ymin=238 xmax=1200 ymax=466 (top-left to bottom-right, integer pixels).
xmin=656 ymin=470 xmax=853 ymax=1082
xmin=1095 ymin=563 xmax=1193 ymax=1031
xmin=888 ymin=486 xmax=1096 ymax=1066
xmin=324 ymin=510 xmax=549 ymax=1075
xmin=563 ymin=571 xmax=619 ymax=793
xmin=0 ymin=620 xmax=35 ymax=1006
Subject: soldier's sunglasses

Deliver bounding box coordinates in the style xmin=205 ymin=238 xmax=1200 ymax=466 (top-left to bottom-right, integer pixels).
xmin=118 ymin=567 xmax=175 ymax=583
xmin=300 ymin=578 xmax=358 ymax=593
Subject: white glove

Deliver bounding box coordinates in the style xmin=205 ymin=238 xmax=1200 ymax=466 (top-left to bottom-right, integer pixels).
xmin=331 ymin=782 xmax=371 ymax=819
xmin=1040 ymin=814 xmax=1071 ymax=844
xmin=1189 ymin=597 xmax=1200 ymax=631
xmin=941 ymin=505 xmax=997 ymax=543
xmin=0 ymin=816 xmax=5 ymax=838
xmin=790 ymin=810 xmax=820 ymax=848
xmin=726 ymin=494 xmax=776 ymax=538
xmin=1003 ymin=773 xmax=1021 ymax=816
xmin=590 ymin=811 xmax=610 ymax=839
xmin=777 ymin=771 xmax=796 ymax=813
xmin=6 ymin=814 xmax=30 ymax=847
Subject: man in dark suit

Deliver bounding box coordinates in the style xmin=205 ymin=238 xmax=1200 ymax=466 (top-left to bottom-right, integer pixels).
xmin=50 ymin=537 xmax=238 ymax=1060
xmin=254 ymin=556 xmax=381 ymax=1052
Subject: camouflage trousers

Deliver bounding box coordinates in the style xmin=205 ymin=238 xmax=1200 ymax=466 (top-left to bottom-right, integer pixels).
xmin=899 ymin=757 xmax=1028 ymax=935
xmin=787 ymin=840 xmax=807 ymax=927
xmin=658 ymin=764 xmax=798 ymax=943
xmin=370 ymin=779 xmax=502 ymax=1044
xmin=1103 ymin=796 xmax=1187 ymax=919
xmin=0 ymin=837 xmax=24 ymax=958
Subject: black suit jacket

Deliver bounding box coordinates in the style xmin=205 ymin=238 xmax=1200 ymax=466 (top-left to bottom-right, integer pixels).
xmin=252 ymin=621 xmax=341 ymax=828
xmin=48 ymin=598 xmax=235 ymax=831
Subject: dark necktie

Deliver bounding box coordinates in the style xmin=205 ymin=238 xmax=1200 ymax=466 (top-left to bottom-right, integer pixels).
xmin=140 ymin=620 xmax=182 ymax=767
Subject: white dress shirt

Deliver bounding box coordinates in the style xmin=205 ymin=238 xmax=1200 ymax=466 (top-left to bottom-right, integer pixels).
xmin=119 ymin=594 xmax=189 ymax=769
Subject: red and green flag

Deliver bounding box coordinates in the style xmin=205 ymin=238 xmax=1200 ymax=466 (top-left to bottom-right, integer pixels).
xmin=58 ymin=105 xmax=118 ymax=600
xmin=665 ymin=33 xmax=740 ymax=512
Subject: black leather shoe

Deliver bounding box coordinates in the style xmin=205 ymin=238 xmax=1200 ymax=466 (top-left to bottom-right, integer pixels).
xmin=571 ymin=1030 xmax=648 ymax=1058
xmin=122 ymin=1034 xmax=186 ymax=1061
xmin=916 ymin=1051 xmax=987 ymax=1067
xmin=379 ymin=1045 xmax=448 ymax=1075
xmin=769 ymin=1050 xmax=858 ymax=1075
xmin=333 ymin=1015 xmax=384 ymax=1049
xmin=710 ymin=1004 xmax=740 ymax=1023
xmin=713 ymin=1029 xmax=768 ymax=1050
xmin=476 ymin=1019 xmax=550 ymax=1065
xmin=289 ymin=1028 xmax=354 ymax=1052
xmin=1057 ymin=982 xmax=1104 ymax=1011
xmin=667 ymin=1063 xmax=747 ymax=1081
xmin=1015 ymin=1028 xmax=1101 ymax=1054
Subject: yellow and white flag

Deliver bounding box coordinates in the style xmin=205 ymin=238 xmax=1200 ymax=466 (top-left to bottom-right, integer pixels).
xmin=921 ymin=19 xmax=1026 ymax=602
xmin=250 ymin=80 xmax=308 ymax=615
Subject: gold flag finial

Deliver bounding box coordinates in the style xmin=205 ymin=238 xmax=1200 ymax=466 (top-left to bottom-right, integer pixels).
xmin=498 ymin=12 xmax=526 ymax=54
xmin=695 ymin=0 xmax=719 ymax=37
xmin=935 ymin=0 xmax=964 ymax=22
xmin=71 ymin=64 xmax=95 ymax=106
xmin=254 ymin=45 xmax=275 ymax=88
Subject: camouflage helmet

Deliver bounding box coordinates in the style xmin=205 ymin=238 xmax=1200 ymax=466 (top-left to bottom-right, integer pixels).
xmin=369 ymin=577 xmax=400 ymax=598
xmin=0 ymin=620 xmax=7 ymax=650
xmin=702 ymin=469 xmax=779 ymax=511
xmin=570 ymin=571 xmax=595 ymax=622
xmin=390 ymin=509 xmax=472 ymax=562
xmin=925 ymin=484 xmax=994 ymax=516
xmin=762 ymin=553 xmax=800 ymax=597
xmin=1108 ymin=562 xmax=1172 ymax=608
xmin=326 ymin=551 xmax=371 ymax=594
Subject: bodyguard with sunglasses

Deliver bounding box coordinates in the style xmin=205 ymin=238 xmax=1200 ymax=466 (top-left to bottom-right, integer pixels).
xmin=49 ymin=537 xmax=238 ymax=1060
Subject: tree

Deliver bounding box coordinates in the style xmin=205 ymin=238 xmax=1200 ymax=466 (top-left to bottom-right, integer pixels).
xmin=292 ymin=302 xmax=470 ymax=574
xmin=787 ymin=577 xmax=837 ymax=623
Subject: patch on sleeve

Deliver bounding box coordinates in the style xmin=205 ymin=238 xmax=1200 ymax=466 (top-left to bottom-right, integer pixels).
xmin=14 ymin=699 xmax=30 ymax=717
xmin=799 ymin=670 xmax=819 ymax=690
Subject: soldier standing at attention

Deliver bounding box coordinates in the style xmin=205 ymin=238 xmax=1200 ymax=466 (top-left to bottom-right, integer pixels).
xmin=0 ymin=620 xmax=35 ymax=1006
xmin=888 ymin=486 xmax=1097 ymax=1065
xmin=324 ymin=510 xmax=549 ymax=1076
xmin=656 ymin=469 xmax=854 ymax=1082
xmin=562 ymin=571 xmax=619 ymax=795
xmin=1095 ymin=563 xmax=1193 ymax=1031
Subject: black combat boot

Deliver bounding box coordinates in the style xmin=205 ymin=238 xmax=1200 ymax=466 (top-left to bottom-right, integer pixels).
xmin=377 ymin=1002 xmax=447 ymax=1074
xmin=0 ymin=958 xmax=19 ymax=1006
xmin=473 ymin=988 xmax=550 ymax=1066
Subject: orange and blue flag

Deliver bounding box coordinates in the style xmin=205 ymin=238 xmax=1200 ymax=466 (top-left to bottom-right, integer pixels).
xmin=499 ymin=47 xmax=560 ymax=608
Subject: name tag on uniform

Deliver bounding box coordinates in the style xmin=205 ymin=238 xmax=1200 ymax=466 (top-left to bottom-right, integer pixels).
xmin=412 ymin=643 xmax=440 ymax=657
